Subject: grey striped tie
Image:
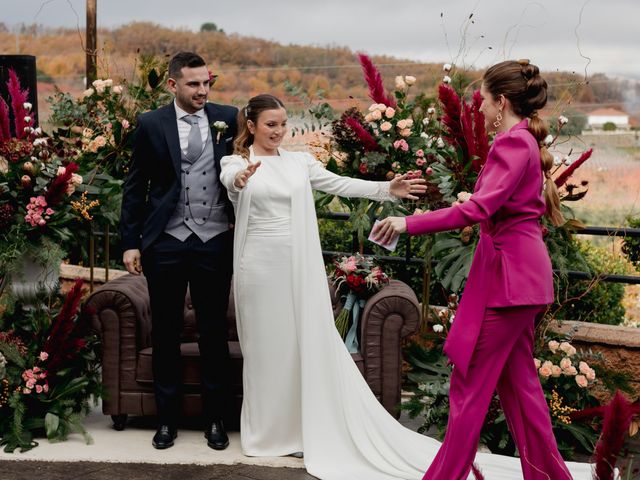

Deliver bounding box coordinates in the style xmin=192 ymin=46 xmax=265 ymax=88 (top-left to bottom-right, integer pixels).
xmin=183 ymin=114 xmax=203 ymax=162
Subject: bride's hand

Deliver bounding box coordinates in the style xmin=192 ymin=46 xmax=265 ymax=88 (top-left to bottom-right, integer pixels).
xmin=371 ymin=216 xmax=407 ymax=245
xmin=234 ymin=160 xmax=262 ymax=189
xmin=389 ymin=174 xmax=428 ymax=200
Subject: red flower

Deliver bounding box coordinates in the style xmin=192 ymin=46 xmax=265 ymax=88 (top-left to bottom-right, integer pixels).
xmin=358 ymin=54 xmax=396 ymax=108
xmin=45 ymin=161 xmax=80 ymax=206
xmin=344 ymin=117 xmax=380 ymax=152
xmin=554 ymin=149 xmax=593 ymax=188
xmin=359 ymin=162 xmax=368 ymax=174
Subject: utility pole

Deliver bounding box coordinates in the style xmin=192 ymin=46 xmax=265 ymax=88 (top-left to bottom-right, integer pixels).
xmin=86 ymin=0 xmax=97 ymax=88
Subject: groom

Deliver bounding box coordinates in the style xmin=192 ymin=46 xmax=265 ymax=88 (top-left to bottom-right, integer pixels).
xmin=120 ymin=52 xmax=237 ymax=450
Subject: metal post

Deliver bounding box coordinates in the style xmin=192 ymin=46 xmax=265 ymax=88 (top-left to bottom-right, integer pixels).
xmin=86 ymin=0 xmax=97 ymax=88
xmin=104 ymin=224 xmax=110 ymax=283
xmin=89 ymin=226 xmax=95 ymax=293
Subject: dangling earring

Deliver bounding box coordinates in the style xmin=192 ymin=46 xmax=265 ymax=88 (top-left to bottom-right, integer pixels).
xmin=493 ymin=109 xmax=503 ymax=129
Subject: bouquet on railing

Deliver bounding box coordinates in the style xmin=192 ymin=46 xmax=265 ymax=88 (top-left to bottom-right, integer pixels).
xmin=330 ymin=254 xmax=389 ymax=352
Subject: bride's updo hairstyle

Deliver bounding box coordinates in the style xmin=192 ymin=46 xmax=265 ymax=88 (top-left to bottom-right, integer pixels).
xmin=234 ymin=94 xmax=286 ymax=160
xmin=483 ymin=60 xmax=564 ymax=226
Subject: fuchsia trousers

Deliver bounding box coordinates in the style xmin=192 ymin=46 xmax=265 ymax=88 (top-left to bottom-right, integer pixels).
xmin=423 ymin=306 xmax=574 ymax=480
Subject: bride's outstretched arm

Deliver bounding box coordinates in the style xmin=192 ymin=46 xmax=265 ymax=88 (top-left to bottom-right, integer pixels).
xmin=304 ymin=153 xmax=425 ymax=201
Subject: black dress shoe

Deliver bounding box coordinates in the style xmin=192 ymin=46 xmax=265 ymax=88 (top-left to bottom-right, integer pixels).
xmin=205 ymin=420 xmax=229 ymax=450
xmin=152 ymin=425 xmax=177 ymax=449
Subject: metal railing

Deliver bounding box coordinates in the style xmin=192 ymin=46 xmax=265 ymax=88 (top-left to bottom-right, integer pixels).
xmin=317 ymin=212 xmax=640 ymax=286
xmin=84 ymin=213 xmax=640 ymax=291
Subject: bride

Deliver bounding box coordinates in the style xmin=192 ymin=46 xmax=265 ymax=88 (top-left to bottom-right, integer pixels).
xmin=219 ymin=94 xmax=592 ymax=480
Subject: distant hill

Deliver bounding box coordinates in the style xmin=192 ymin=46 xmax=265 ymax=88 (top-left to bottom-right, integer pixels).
xmin=0 ymin=22 xmax=634 ymax=120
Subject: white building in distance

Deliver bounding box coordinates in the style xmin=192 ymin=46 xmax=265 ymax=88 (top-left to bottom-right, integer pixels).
xmin=587 ymin=108 xmax=630 ymax=130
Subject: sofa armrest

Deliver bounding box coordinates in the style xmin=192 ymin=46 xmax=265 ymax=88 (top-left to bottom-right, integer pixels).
xmin=359 ymin=279 xmax=420 ymax=416
xmin=83 ymin=274 xmax=151 ymax=414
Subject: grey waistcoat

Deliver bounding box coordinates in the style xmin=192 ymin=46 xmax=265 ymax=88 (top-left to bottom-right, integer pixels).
xmin=164 ymin=129 xmax=229 ymax=242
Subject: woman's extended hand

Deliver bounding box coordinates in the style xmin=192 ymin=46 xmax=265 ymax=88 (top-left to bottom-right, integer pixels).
xmin=234 ymin=160 xmax=262 ymax=189
xmin=389 ymin=174 xmax=428 ymax=200
xmin=371 ymin=216 xmax=407 ymax=245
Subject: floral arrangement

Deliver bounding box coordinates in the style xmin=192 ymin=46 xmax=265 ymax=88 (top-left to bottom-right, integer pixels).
xmin=329 ymin=254 xmax=389 ymax=350
xmin=0 ymin=279 xmax=102 ymax=452
xmin=0 ymin=70 xmax=86 ymax=284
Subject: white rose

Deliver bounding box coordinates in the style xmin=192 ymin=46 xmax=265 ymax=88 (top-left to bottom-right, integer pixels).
xmin=457 ymin=191 xmax=472 ymax=203
xmin=103 ymin=79 xmax=113 ymax=87
xmin=395 ymin=76 xmax=407 ymax=89
xmin=422 ymin=117 xmax=430 ymax=126
xmin=420 ymin=132 xmax=431 ymax=140
xmin=433 ymin=324 xmax=444 ymax=333
xmin=553 ymin=156 xmax=562 ymax=166
xmin=558 ymin=115 xmax=569 ymax=125
xmin=112 ymin=85 xmax=123 ymax=95
xmin=34 ymin=127 xmax=42 ymax=136
xmin=443 ymin=63 xmax=452 ymax=72
xmin=443 ymin=76 xmax=452 ymax=84
xmin=23 ymin=102 xmax=32 ymax=111
xmin=436 ymin=137 xmax=445 ymax=149
xmin=427 ymin=107 xmax=436 ymax=115
xmin=544 ymin=134 xmax=554 ymax=146
xmin=449 ymin=314 xmax=455 ymax=324
xmin=82 ymin=88 xmax=95 ymax=98
xmin=405 ymin=75 xmax=416 ymax=85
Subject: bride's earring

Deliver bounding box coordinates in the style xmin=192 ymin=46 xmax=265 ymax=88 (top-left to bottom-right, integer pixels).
xmin=493 ymin=109 xmax=503 ymax=129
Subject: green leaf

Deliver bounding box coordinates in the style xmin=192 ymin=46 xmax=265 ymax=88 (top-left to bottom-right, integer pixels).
xmin=45 ymin=412 xmax=60 ymax=438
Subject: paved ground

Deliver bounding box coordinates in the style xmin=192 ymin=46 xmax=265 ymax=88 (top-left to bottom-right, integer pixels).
xmin=0 ymin=461 xmax=318 ymax=480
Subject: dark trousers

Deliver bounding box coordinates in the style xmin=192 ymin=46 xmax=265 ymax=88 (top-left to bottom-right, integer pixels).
xmin=142 ymin=230 xmax=233 ymax=428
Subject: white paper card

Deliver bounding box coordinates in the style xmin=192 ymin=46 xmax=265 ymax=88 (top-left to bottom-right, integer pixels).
xmin=368 ymin=219 xmax=399 ymax=252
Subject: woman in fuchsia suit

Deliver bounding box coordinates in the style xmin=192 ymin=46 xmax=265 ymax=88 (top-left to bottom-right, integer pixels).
xmin=372 ymin=60 xmax=575 ymax=480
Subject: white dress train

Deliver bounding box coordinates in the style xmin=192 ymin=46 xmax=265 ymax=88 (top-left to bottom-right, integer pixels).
xmin=220 ymin=147 xmax=593 ymax=480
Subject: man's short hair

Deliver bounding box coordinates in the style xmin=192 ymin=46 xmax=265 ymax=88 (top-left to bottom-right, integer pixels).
xmin=168 ymin=52 xmax=206 ymax=79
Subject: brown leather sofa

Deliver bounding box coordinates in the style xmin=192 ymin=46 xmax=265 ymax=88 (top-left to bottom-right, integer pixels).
xmin=85 ymin=274 xmax=420 ymax=430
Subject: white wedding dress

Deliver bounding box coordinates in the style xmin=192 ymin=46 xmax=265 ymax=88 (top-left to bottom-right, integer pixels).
xmin=220 ymin=147 xmax=593 ymax=480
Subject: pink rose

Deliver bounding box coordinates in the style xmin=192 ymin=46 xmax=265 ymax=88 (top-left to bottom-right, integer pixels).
xmin=397 ymin=119 xmax=408 ymax=129
xmin=533 ymin=358 xmax=541 ymax=369
xmin=43 ymin=384 xmax=49 ymax=393
xmin=344 ymin=258 xmax=357 ymax=273
xmin=578 ymin=361 xmax=590 ymax=375
xmin=385 ymin=107 xmax=395 ymax=119
xmin=538 ymin=366 xmax=552 ymax=378
xmin=380 ymin=122 xmax=393 ymax=132
xmin=26 ymin=379 xmax=36 ymax=389
xmin=400 ymin=128 xmax=411 ymax=137
xmin=121 ymin=119 xmax=130 ymax=130
xmin=551 ymin=365 xmax=562 ymax=377
xmin=393 ymin=139 xmax=409 ymax=152
xmin=39 ymin=351 xmax=49 ymax=361
xmin=586 ymin=369 xmax=596 ymax=381
xmin=416 ymin=158 xmax=426 ymax=166
xmin=425 ymin=167 xmax=433 ymax=176
xmin=370 ymin=110 xmax=382 ymax=121
xmin=564 ymin=366 xmax=578 ymax=376
xmin=548 ymin=340 xmax=560 ymax=353
xmin=364 ymin=113 xmax=374 ymax=123
xmin=35 ymin=385 xmax=43 ymax=394
xmin=23 ymin=388 xmax=31 ymax=395
xmin=575 ymin=375 xmax=588 ymax=388
xmin=560 ymin=358 xmax=572 ymax=370
xmin=416 ymin=149 xmax=424 ymax=157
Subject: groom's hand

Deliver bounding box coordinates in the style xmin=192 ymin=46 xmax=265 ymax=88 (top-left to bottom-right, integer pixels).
xmin=123 ymin=249 xmax=142 ymax=275
xmin=234 ymin=160 xmax=262 ymax=189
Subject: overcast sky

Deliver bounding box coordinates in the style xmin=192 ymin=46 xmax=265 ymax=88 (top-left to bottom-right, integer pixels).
xmin=5 ymin=0 xmax=640 ymax=78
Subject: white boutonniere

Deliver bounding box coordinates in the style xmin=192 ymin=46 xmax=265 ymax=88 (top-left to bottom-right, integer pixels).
xmin=212 ymin=121 xmax=228 ymax=144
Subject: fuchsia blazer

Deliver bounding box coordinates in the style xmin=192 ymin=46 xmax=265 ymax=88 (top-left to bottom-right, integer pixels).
xmin=406 ymin=119 xmax=554 ymax=377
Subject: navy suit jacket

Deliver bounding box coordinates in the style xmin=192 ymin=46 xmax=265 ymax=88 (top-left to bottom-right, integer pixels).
xmin=120 ymin=101 xmax=238 ymax=252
